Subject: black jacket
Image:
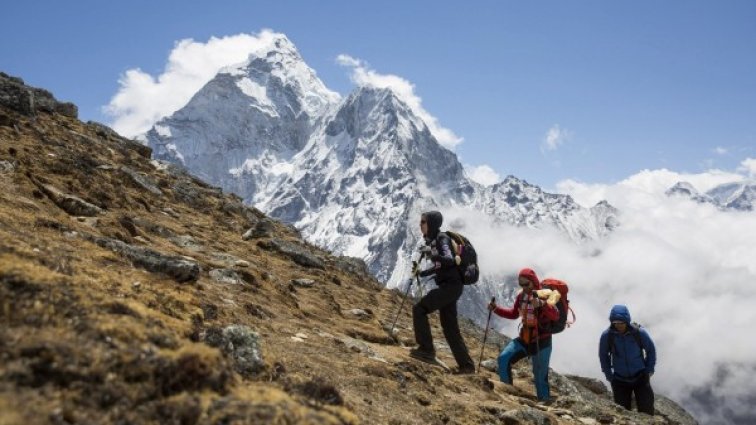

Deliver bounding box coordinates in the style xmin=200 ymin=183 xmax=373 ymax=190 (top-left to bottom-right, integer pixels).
xmin=420 ymin=232 xmax=463 ymax=286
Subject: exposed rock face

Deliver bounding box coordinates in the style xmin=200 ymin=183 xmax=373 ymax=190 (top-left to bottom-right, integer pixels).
xmin=204 ymin=325 xmax=265 ymax=378
xmin=89 ymin=235 xmax=201 ymax=283
xmin=36 ymin=182 xmax=104 ymax=217
xmin=0 ymin=72 xmax=77 ymax=118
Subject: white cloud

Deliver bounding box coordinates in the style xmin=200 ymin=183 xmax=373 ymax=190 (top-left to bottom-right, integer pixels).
xmin=541 ymin=124 xmax=570 ymax=152
xmin=714 ymin=146 xmax=728 ymax=155
xmin=105 ymin=30 xmax=284 ymax=138
xmin=557 ymin=168 xmax=746 ymax=208
xmin=336 ymin=54 xmax=463 ymax=150
xmin=465 ymin=164 xmax=502 ymax=186
xmin=438 ymin=160 xmax=756 ymax=423
xmin=738 ymin=157 xmax=756 ymax=178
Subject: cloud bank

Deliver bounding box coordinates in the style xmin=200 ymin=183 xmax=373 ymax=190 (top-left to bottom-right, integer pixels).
xmin=441 ymin=162 xmax=756 ymax=424
xmin=105 ymin=30 xmax=284 ymax=138
xmin=336 ymin=54 xmax=463 ymax=150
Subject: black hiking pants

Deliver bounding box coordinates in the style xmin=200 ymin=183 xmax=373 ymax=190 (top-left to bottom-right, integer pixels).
xmin=611 ymin=374 xmax=654 ymax=415
xmin=412 ymin=283 xmax=475 ymax=370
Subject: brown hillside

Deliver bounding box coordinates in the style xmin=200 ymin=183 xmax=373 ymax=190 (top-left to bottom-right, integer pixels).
xmin=0 ymin=73 xmax=696 ymax=425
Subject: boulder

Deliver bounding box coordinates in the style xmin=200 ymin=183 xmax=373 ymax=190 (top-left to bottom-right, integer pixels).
xmin=204 ymin=325 xmax=264 ymax=378
xmin=210 ymin=269 xmax=243 ymax=285
xmin=0 ymin=72 xmax=77 ymax=118
xmin=120 ymin=166 xmax=162 ymax=195
xmin=258 ymin=239 xmax=324 ymax=269
xmin=89 ymin=235 xmax=200 ymax=283
xmin=38 ymin=183 xmax=103 ymax=217
xmin=242 ymin=219 xmax=275 ymax=240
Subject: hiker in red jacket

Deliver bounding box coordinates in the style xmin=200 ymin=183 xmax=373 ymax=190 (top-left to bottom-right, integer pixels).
xmin=488 ymin=268 xmax=559 ymax=401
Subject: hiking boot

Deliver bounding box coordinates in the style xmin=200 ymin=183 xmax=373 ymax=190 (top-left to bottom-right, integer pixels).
xmin=452 ymin=365 xmax=476 ymax=375
xmin=409 ymin=348 xmax=437 ymax=363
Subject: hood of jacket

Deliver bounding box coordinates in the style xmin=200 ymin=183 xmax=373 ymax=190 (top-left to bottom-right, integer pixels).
xmin=609 ymin=304 xmax=632 ymax=324
xmin=422 ymin=211 xmax=443 ymax=242
xmin=519 ymin=268 xmax=541 ymax=290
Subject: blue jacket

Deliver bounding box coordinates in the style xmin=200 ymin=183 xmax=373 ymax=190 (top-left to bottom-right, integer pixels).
xmin=598 ymin=305 xmax=657 ymax=382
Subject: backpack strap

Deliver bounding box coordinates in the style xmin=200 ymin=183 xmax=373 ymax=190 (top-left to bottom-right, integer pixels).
xmin=608 ymin=324 xmax=645 ymax=361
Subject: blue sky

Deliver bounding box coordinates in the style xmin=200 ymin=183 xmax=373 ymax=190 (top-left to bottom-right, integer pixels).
xmin=2 ymin=0 xmax=755 ymax=189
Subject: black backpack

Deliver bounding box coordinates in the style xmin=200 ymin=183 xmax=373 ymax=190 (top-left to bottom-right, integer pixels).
xmin=445 ymin=231 xmax=479 ymax=285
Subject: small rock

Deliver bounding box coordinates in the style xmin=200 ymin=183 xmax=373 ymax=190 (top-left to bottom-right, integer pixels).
xmin=170 ymin=235 xmax=205 ymax=252
xmin=163 ymin=207 xmax=180 ymax=218
xmin=204 ymin=325 xmax=264 ymax=377
xmin=210 ymin=269 xmax=243 ymax=285
xmin=295 ymin=333 xmax=308 ymax=339
xmin=0 ymin=160 xmax=14 ymax=173
xmin=349 ymin=309 xmax=372 ymax=319
xmin=578 ymin=418 xmax=598 ymax=425
xmin=242 ymin=219 xmax=276 ymax=240
xmin=234 ymin=260 xmax=250 ymax=268
xmin=291 ymin=278 xmax=315 ymax=288
xmin=132 ymin=281 xmax=141 ymax=289
xmin=480 ymin=359 xmax=498 ymax=372
xmin=120 ymin=166 xmax=162 ymax=195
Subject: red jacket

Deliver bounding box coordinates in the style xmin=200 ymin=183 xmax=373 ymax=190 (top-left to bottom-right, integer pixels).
xmin=493 ymin=268 xmax=559 ymax=342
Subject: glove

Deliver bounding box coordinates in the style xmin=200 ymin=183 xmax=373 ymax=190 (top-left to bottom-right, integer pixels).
xmin=418 ymin=245 xmax=432 ymax=257
xmin=604 ymin=373 xmax=613 ymax=383
xmin=487 ymin=301 xmax=497 ymax=312
xmin=411 ymin=261 xmax=420 ymax=278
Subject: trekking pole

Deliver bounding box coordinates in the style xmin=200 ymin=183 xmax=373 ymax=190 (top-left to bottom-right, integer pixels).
xmin=477 ymin=296 xmax=495 ymax=374
xmin=389 ymin=254 xmax=424 ymax=336
xmin=533 ymin=294 xmax=542 ymax=400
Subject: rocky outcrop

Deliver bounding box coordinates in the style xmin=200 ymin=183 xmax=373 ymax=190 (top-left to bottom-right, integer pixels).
xmin=204 ymin=325 xmax=265 ymax=378
xmin=0 ymin=72 xmax=77 ymax=118
xmin=87 ymin=235 xmax=200 ymax=283
xmin=257 ymin=238 xmax=325 ymax=269
xmin=36 ymin=182 xmax=103 ymax=217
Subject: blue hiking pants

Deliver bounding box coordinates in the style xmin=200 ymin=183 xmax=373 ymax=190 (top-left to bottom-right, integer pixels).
xmin=498 ymin=338 xmax=553 ymax=401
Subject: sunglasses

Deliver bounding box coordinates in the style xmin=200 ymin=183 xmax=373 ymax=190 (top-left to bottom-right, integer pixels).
xmin=611 ymin=321 xmax=626 ymax=326
xmin=519 ymin=282 xmax=531 ymax=287
xmin=420 ymin=220 xmax=427 ymax=224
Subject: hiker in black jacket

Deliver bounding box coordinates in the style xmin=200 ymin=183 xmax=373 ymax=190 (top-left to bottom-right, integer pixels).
xmin=409 ymin=211 xmax=476 ymax=374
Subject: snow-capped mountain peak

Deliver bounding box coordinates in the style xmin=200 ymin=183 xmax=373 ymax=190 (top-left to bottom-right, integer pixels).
xmin=145 ymin=35 xmax=617 ymax=291
xmin=666 ymin=180 xmax=755 ymax=211
xmin=219 ymin=34 xmax=340 ymax=122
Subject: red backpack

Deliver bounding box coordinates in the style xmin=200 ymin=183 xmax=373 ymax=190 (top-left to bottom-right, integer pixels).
xmin=540 ymin=278 xmax=575 ymax=333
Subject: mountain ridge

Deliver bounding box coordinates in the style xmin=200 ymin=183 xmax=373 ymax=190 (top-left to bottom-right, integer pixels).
xmin=144 ymin=39 xmax=617 ymax=292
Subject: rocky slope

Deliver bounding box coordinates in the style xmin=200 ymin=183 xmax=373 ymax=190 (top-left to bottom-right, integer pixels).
xmin=0 ymin=73 xmax=696 ymax=424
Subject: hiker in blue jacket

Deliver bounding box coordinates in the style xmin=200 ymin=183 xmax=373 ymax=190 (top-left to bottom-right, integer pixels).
xmin=599 ymin=304 xmax=657 ymax=415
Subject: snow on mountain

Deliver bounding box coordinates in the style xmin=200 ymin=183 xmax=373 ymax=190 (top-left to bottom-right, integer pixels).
xmin=706 ymin=181 xmax=756 ymax=211
xmin=667 ymin=180 xmax=755 ymax=211
xmin=147 ymin=34 xmax=340 ymax=203
xmin=144 ymin=36 xmax=618 ymax=301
